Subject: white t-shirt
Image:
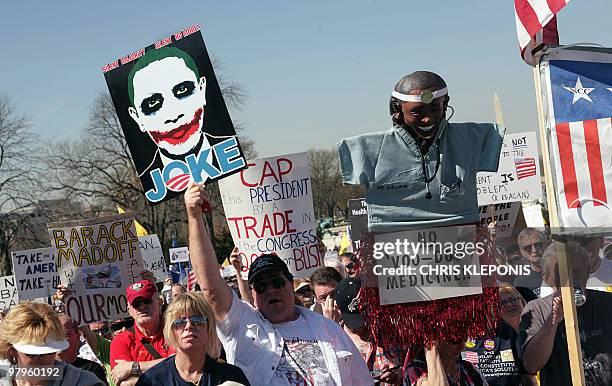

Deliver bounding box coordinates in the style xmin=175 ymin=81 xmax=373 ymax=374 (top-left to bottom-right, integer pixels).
xmin=587 ymin=258 xmax=612 ymax=292
xmin=271 ymin=314 xmax=331 ymax=386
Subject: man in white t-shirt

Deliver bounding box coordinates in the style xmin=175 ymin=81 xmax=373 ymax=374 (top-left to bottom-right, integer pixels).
xmin=184 ymin=182 xmax=372 ymax=385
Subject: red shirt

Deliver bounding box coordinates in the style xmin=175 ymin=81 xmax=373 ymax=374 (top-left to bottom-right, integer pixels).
xmin=109 ymin=322 xmax=175 ymax=368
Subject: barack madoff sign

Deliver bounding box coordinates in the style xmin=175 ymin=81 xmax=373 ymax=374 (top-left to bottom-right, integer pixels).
xmin=374 ymin=225 xmax=483 ymax=305
xmin=48 ymin=214 xmax=145 ymax=325
xmin=477 ymin=132 xmax=542 ymax=205
xmin=0 ymin=275 xmax=18 ymax=310
xmin=11 ymin=247 xmax=61 ymax=300
xmin=102 ymin=24 xmax=246 ymax=205
xmin=348 ymin=198 xmax=368 ymax=251
xmin=139 ymin=235 xmax=167 ymax=282
xmin=218 ymin=152 xmax=323 ymax=279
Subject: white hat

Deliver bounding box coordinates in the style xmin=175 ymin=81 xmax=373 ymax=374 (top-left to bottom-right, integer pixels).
xmin=13 ymin=339 xmax=69 ymax=355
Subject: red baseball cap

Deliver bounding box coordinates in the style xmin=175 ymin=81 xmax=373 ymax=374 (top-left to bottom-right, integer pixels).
xmin=126 ymin=280 xmax=157 ymax=305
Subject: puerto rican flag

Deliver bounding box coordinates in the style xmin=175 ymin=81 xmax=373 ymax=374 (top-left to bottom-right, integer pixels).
xmin=544 ymin=47 xmax=612 ymax=227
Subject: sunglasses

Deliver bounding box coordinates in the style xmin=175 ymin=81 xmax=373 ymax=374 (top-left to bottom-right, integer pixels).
xmin=296 ymin=286 xmax=312 ymax=296
xmin=171 ymin=316 xmax=208 ymax=330
xmin=22 ymin=352 xmax=56 ymax=359
xmin=501 ymin=296 xmax=521 ymax=308
xmin=252 ymin=276 xmax=286 ymax=294
xmin=110 ymin=320 xmax=133 ymax=331
xmin=131 ymin=298 xmax=153 ymax=309
xmin=521 ymin=241 xmax=546 ymax=253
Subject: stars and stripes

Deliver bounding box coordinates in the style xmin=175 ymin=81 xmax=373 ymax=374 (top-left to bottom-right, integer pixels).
xmin=187 ymin=268 xmax=198 ymax=291
xmin=514 ymin=157 xmax=537 ymax=180
xmin=463 ymin=351 xmax=479 ymax=364
xmin=514 ymin=0 xmax=571 ymax=64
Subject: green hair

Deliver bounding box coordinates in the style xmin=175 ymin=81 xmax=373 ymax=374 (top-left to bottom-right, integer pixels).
xmin=127 ymin=47 xmax=200 ymax=107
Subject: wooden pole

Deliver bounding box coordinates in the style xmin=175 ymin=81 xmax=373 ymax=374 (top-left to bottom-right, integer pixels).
xmin=532 ymin=53 xmax=586 ymax=385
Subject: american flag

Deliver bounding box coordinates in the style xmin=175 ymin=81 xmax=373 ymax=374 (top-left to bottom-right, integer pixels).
xmin=463 ymin=351 xmax=479 ymax=365
xmin=187 ymin=266 xmax=198 ymax=291
xmin=514 ymin=0 xmax=571 ymax=64
xmin=544 ymin=47 xmax=612 ymax=227
xmin=514 ymin=157 xmax=537 ymax=180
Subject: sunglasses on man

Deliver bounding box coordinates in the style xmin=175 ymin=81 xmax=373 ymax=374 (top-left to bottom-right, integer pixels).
xmin=251 ymin=276 xmax=286 ymax=294
xmin=131 ymin=297 xmax=153 ymax=309
xmin=521 ymin=241 xmax=546 ymax=254
xmin=171 ymin=316 xmax=208 ymax=330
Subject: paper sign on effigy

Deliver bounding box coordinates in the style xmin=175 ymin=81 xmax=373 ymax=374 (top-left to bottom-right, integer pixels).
xmin=0 ymin=275 xmax=18 ymax=310
xmin=218 ymin=152 xmax=323 ymax=279
xmin=139 ymin=235 xmax=167 ymax=282
xmin=348 ymin=198 xmax=368 ymax=251
xmin=11 ymin=247 xmax=61 ymax=300
xmin=102 ymin=24 xmax=246 ymax=205
xmin=477 ymin=132 xmax=542 ymax=205
xmin=374 ymin=225 xmax=483 ymax=305
xmin=48 ymin=214 xmax=145 ymax=325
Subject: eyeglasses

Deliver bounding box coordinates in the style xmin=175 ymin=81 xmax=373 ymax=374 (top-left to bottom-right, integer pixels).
xmin=110 ymin=320 xmax=133 ymax=331
xmin=501 ymin=296 xmax=521 ymax=308
xmin=132 ymin=298 xmax=153 ymax=309
xmin=252 ymin=276 xmax=286 ymax=294
xmin=22 ymin=352 xmax=56 ymax=359
xmin=521 ymin=241 xmax=546 ymax=253
xmin=171 ymin=316 xmax=208 ymax=330
xmin=296 ymin=286 xmax=312 ymax=296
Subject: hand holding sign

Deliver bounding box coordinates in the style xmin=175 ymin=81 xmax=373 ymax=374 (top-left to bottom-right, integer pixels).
xmin=184 ymin=181 xmax=211 ymax=216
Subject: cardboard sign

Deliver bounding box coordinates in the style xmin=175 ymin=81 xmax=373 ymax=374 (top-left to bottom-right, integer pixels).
xmin=139 ymin=235 xmax=167 ymax=282
xmin=48 ymin=214 xmax=145 ymax=325
xmin=102 ymin=24 xmax=246 ymax=205
xmin=0 ymin=275 xmax=18 ymax=310
xmin=477 ymin=132 xmax=542 ymax=205
xmin=11 ymin=247 xmax=61 ymax=300
xmin=478 ymin=202 xmax=520 ymax=239
xmin=218 ymin=152 xmax=322 ymax=279
xmin=169 ymin=247 xmax=190 ymax=263
xmin=374 ymin=225 xmax=483 ymax=305
xmin=348 ymin=198 xmax=368 ymax=251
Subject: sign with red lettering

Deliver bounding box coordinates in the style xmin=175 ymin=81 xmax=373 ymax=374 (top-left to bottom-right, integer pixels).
xmin=218 ymin=152 xmax=322 ymax=279
xmin=48 ymin=214 xmax=145 ymax=325
xmin=102 ymin=24 xmax=247 ymax=205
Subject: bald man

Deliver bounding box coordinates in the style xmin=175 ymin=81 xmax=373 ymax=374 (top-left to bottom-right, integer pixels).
xmin=338 ymin=71 xmax=505 ymax=231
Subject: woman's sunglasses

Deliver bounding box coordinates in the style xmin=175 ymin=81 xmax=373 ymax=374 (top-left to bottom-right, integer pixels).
xmin=252 ymin=276 xmax=286 ymax=294
xmin=501 ymin=296 xmax=521 ymax=308
xmin=171 ymin=316 xmax=208 ymax=330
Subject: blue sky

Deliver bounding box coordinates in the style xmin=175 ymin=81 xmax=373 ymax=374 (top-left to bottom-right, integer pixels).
xmin=2 ymin=1 xmax=610 ymax=158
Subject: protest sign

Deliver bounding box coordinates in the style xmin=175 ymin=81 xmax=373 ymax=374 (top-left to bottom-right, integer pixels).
xmin=0 ymin=275 xmax=18 ymax=310
xmin=169 ymin=247 xmax=190 ymax=263
xmin=218 ymin=152 xmax=322 ymax=279
xmin=477 ymin=132 xmax=542 ymax=205
xmin=521 ymin=201 xmax=546 ymax=228
xmin=374 ymin=225 xmax=483 ymax=305
xmin=102 ymin=24 xmax=246 ymax=205
xmin=139 ymin=235 xmax=167 ymax=282
xmin=48 ymin=214 xmax=145 ymax=325
xmin=478 ymin=202 xmax=520 ymax=239
xmin=11 ymin=247 xmax=60 ymax=300
xmin=348 ymin=198 xmax=368 ymax=251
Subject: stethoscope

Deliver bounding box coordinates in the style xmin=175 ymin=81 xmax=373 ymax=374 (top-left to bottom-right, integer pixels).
xmin=420 ymin=106 xmax=454 ymax=199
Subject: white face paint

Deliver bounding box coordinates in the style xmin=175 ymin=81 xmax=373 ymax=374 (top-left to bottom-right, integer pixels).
xmin=128 ymin=57 xmax=207 ymax=156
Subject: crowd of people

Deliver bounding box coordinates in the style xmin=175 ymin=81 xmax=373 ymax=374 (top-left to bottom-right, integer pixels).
xmin=0 ymin=71 xmax=610 ymax=386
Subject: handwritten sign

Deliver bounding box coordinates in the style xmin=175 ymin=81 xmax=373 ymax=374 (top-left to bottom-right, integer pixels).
xmin=477 ymin=132 xmax=542 ymax=205
xmin=218 ymin=152 xmax=322 ymax=279
xmin=48 ymin=214 xmax=145 ymax=325
xmin=11 ymin=247 xmax=60 ymax=300
xmin=169 ymin=247 xmax=190 ymax=263
xmin=478 ymin=202 xmax=520 ymax=239
xmin=0 ymin=275 xmax=19 ymax=310
xmin=374 ymin=225 xmax=483 ymax=305
xmin=139 ymin=235 xmax=167 ymax=282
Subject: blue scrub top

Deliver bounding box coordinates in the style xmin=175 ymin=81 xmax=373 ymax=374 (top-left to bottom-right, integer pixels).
xmin=338 ymin=119 xmax=505 ymax=231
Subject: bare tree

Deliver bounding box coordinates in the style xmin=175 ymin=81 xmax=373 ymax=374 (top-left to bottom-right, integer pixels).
xmin=0 ymin=94 xmax=44 ymax=274
xmin=308 ymin=148 xmax=363 ymax=222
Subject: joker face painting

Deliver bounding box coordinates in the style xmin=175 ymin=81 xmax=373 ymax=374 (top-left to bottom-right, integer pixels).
xmin=127 ymin=47 xmax=209 ymax=157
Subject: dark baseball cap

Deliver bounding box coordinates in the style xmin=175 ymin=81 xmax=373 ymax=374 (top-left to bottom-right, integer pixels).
xmin=248 ymin=254 xmax=294 ymax=284
xmin=335 ymin=278 xmax=364 ymax=330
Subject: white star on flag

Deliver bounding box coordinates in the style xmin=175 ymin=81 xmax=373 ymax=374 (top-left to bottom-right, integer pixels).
xmin=563 ymin=77 xmax=595 ymax=104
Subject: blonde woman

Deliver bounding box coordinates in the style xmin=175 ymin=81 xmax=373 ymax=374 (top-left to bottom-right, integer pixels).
xmin=135 ymin=293 xmax=249 ymax=386
xmin=0 ymin=302 xmax=103 ymax=386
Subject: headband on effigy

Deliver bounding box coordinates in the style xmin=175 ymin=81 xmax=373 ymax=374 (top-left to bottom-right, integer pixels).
xmin=391 ymin=87 xmax=448 ymax=104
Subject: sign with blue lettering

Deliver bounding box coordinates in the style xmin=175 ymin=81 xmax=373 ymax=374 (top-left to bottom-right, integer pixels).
xmin=102 ymin=24 xmax=246 ymax=204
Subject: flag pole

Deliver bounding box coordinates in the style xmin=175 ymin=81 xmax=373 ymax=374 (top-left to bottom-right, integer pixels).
xmin=532 ymin=50 xmax=586 ymax=386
